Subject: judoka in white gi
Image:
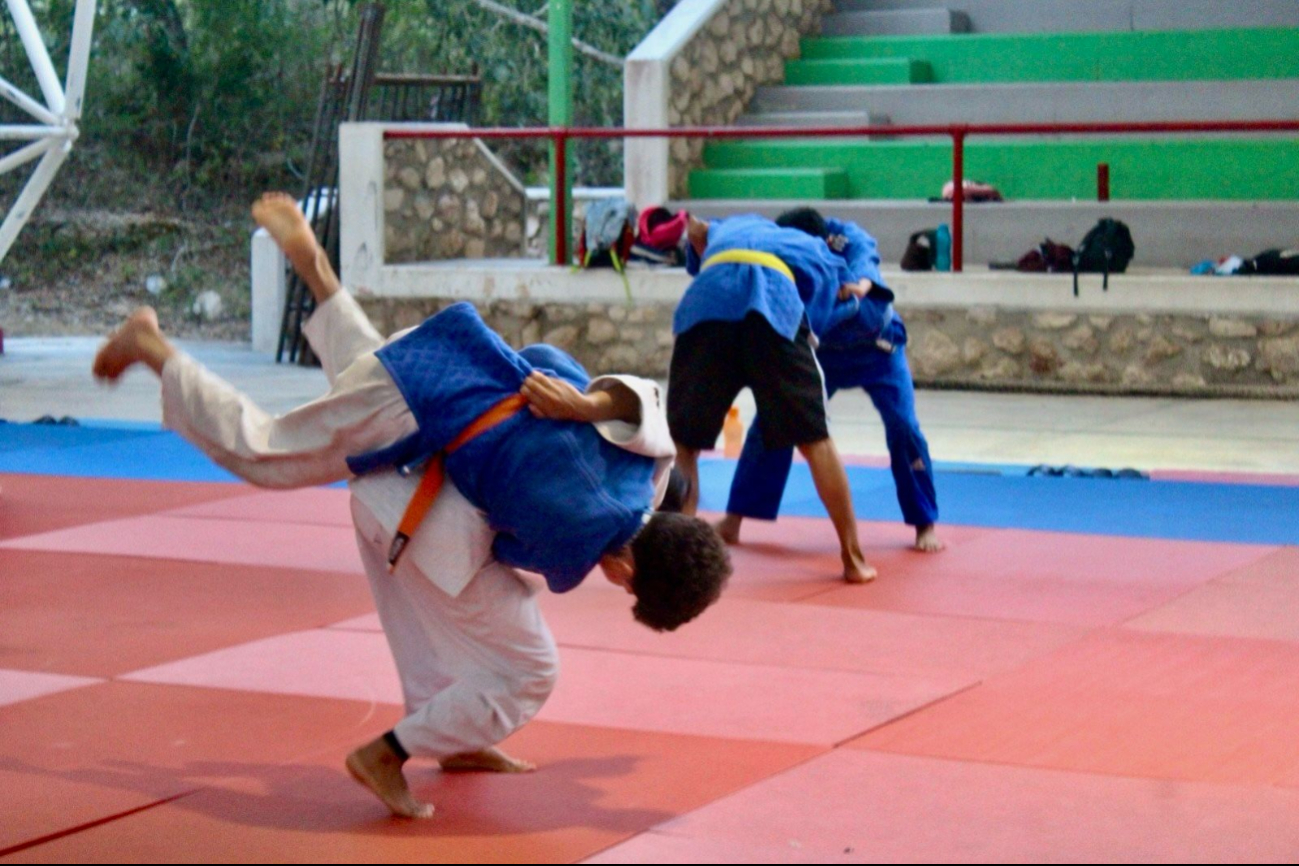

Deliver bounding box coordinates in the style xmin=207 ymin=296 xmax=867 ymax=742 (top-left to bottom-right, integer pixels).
xmin=93 ymin=193 xmax=730 ymax=820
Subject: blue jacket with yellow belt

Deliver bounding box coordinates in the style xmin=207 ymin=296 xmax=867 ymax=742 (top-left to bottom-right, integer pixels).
xmin=347 ymin=302 xmax=655 ymax=593
xmin=674 ymin=214 xmax=858 ymax=340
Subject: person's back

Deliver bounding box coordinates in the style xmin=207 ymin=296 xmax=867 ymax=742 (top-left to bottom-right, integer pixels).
xmin=675 ymin=214 xmax=855 ymax=341
xmin=347 ymin=302 xmax=658 ymax=593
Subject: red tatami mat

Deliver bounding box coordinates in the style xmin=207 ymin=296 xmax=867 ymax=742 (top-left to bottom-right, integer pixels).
xmin=122 ymin=629 xmax=402 ymax=704
xmin=0 ymin=549 xmax=374 ymax=677
xmin=0 ymin=514 xmax=365 ymax=574
xmin=5 ymin=721 xmax=821 ymax=864
xmin=1213 ymin=546 xmax=1299 ymax=587
xmin=0 ymin=669 xmax=99 ymax=709
xmin=853 ymin=629 xmax=1299 ymax=785
xmin=1126 ymin=579 xmax=1299 ymax=642
xmin=803 ymin=528 xmax=1275 ymax=626
xmin=533 ymin=647 xmax=967 ymax=746
xmin=0 ymin=473 xmax=244 ymax=540
xmin=535 ymin=587 xmax=1085 ymax=682
xmin=587 ymin=750 xmax=1299 ymax=863
xmin=121 ymin=629 xmax=965 ymax=747
xmin=0 ymin=681 xmax=400 ymax=854
xmin=710 ymin=515 xmax=992 ymax=602
xmin=163 ymin=487 xmax=353 ymax=527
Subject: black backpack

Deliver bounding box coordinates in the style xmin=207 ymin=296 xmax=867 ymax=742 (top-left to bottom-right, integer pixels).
xmin=1073 ymin=218 xmax=1135 ymax=296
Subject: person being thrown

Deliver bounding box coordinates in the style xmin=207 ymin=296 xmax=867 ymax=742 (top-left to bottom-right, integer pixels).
xmin=667 ymin=212 xmax=877 ymax=583
xmin=716 ymin=207 xmax=944 ymax=553
xmin=93 ymin=193 xmax=731 ymax=820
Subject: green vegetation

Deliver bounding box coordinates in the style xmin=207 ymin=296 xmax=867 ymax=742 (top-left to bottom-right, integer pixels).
xmin=2 ymin=0 xmax=657 ymax=210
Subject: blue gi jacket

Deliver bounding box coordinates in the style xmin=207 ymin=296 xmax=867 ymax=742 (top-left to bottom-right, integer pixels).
xmin=674 ymin=214 xmax=858 ymax=340
xmin=347 ymin=303 xmax=655 ymax=593
xmin=819 ymin=217 xmax=907 ymax=354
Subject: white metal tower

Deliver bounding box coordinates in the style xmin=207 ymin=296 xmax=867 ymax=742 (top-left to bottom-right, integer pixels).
xmin=0 ymin=0 xmax=96 ymax=264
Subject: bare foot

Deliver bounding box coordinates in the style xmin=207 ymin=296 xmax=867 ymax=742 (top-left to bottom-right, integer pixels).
xmin=345 ymin=736 xmax=434 ymax=819
xmin=440 ymin=746 xmax=536 ymax=774
xmin=251 ymin=192 xmax=339 ymax=303
xmin=714 ymin=513 xmax=742 ymax=545
xmin=843 ymin=551 xmax=878 ymax=584
xmin=93 ymin=307 xmax=169 ymax=381
xmin=914 ymin=524 xmax=945 ymax=553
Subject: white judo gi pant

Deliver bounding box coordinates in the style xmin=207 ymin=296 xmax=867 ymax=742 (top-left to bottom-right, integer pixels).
xmin=159 ymin=291 xmax=559 ymax=759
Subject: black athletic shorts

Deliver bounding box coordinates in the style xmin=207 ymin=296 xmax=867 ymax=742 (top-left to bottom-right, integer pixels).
xmin=668 ymin=312 xmax=828 ymax=452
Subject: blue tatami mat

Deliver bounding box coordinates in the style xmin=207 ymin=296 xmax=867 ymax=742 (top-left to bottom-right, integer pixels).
xmin=0 ymin=422 xmax=156 ymax=454
xmin=4 ymin=422 xmax=1296 ymax=546
xmin=697 ymin=458 xmax=1299 ymax=547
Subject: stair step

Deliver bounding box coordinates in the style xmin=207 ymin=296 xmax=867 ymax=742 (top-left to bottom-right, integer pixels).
xmin=799 ymin=28 xmax=1299 ymax=84
xmin=785 ymin=57 xmax=933 ymax=86
xmin=829 ymin=0 xmax=1299 ymax=34
xmin=735 ymin=110 xmax=893 ymax=133
xmin=823 ymin=8 xmax=971 ymax=36
xmin=688 ymin=167 xmax=850 ymax=199
xmin=748 ymin=79 xmax=1299 ymax=126
xmin=700 ymin=138 xmax=1299 ymax=200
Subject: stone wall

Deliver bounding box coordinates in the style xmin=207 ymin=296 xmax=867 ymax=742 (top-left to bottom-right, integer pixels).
xmin=358 ymin=296 xmax=677 ymax=378
xmin=383 ymin=138 xmax=527 ymax=262
xmin=906 ymin=309 xmax=1299 ymax=395
xmin=667 ymin=0 xmax=833 ymax=197
xmin=357 ymin=293 xmax=1299 ymax=396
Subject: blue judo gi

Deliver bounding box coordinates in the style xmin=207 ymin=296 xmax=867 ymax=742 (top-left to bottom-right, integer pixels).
xmin=675 ymin=214 xmax=857 ymax=340
xmin=726 ymin=218 xmax=940 ymax=528
xmin=347 ymin=302 xmax=657 ymax=593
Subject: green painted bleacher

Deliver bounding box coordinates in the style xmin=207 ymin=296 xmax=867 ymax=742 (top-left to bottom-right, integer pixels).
xmin=799 ymin=27 xmax=1299 ymax=84
xmin=784 ymin=57 xmax=933 ymax=85
xmin=692 ymin=139 xmax=1299 ymax=200
xmin=688 ymin=167 xmax=849 ymax=199
xmin=689 ymin=27 xmax=1299 ymax=202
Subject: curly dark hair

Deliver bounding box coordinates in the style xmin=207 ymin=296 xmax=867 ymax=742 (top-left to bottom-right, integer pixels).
xmin=629 ymin=512 xmax=731 ymax=632
xmin=775 ymin=206 xmax=828 ymax=239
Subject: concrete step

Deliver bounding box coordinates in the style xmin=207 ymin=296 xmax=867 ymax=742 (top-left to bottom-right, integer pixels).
xmin=785 ymin=57 xmax=933 ymax=86
xmin=822 ymin=8 xmax=971 ymax=36
xmin=735 ymin=110 xmax=892 ymax=131
xmin=688 ymin=168 xmax=850 ymax=199
xmin=748 ymin=79 xmax=1299 ymax=127
xmin=800 ymin=28 xmax=1299 ymax=84
xmin=831 ymin=0 xmax=1299 ymax=34
xmin=671 ymin=199 xmax=1299 ymax=269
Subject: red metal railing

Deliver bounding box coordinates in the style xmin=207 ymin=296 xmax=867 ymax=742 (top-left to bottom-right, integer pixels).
xmin=385 ymin=119 xmax=1299 ymax=271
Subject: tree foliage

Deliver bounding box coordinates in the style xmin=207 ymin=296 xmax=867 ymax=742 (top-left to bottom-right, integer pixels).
xmin=4 ymin=0 xmax=660 ymax=209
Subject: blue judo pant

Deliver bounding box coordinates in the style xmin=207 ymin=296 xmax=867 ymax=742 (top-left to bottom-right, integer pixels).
xmin=726 ymin=345 xmax=939 ymax=528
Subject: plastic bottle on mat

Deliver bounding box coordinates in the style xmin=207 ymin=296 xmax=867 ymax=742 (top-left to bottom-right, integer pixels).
xmin=723 ymin=406 xmax=744 ymax=458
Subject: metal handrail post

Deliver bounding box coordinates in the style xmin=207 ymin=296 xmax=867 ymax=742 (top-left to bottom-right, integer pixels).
xmin=951 ymin=127 xmax=966 ymax=273
xmin=554 ymin=129 xmax=569 ymax=265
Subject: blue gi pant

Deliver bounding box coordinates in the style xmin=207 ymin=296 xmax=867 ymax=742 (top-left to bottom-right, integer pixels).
xmin=726 ymin=345 xmax=939 ymax=528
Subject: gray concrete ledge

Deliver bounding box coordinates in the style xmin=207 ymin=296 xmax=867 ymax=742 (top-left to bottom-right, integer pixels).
xmin=678 ymin=199 xmax=1299 ymax=269
xmin=361 ymin=258 xmax=1299 ymax=320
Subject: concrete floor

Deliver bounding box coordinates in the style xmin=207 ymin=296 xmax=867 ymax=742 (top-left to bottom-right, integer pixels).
xmin=3 ymin=335 xmax=1299 ymax=474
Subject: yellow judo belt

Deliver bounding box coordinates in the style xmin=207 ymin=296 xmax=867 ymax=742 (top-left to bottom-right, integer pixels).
xmin=388 ymin=393 xmax=527 ymax=570
xmin=700 ymin=249 xmax=795 ymax=283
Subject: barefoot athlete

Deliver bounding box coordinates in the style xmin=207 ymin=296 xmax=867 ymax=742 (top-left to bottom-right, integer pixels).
xmin=716 ymin=208 xmax=944 ymax=555
xmin=94 ymin=193 xmax=731 ymax=819
xmin=667 ymin=212 xmax=878 ymax=584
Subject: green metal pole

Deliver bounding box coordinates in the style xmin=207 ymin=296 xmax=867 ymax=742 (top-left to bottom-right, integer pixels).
xmin=548 ymin=0 xmax=573 ymax=264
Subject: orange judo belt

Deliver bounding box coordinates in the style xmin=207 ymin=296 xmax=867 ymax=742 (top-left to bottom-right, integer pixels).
xmin=387 ymin=392 xmax=528 ymax=570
